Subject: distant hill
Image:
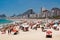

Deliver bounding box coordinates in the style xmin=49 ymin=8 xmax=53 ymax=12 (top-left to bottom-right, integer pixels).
xmin=11 ymin=14 xmax=16 ymax=17
xmin=0 ymin=14 xmax=6 ymax=18
xmin=17 ymin=9 xmax=35 ymax=16
xmin=52 ymin=8 xmax=60 ymax=10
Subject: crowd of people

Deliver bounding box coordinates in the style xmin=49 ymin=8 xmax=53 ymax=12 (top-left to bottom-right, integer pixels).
xmin=0 ymin=20 xmax=60 ymax=36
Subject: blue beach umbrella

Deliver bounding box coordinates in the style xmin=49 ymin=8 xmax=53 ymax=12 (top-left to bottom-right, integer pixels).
xmin=53 ymin=24 xmax=58 ymax=27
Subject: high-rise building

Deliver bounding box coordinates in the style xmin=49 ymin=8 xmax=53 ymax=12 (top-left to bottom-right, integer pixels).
xmin=41 ymin=7 xmax=49 ymax=18
xmin=51 ymin=8 xmax=60 ymax=16
xmin=42 ymin=10 xmax=48 ymax=18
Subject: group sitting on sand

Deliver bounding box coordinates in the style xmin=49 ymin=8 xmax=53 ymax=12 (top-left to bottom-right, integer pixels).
xmin=0 ymin=20 xmax=60 ymax=36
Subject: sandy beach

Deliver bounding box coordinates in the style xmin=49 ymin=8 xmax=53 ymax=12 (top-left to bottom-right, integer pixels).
xmin=0 ymin=19 xmax=60 ymax=40
xmin=0 ymin=0 xmax=60 ymax=40
xmin=0 ymin=27 xmax=60 ymax=40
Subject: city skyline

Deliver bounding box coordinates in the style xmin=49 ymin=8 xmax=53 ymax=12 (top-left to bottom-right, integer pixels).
xmin=0 ymin=0 xmax=60 ymax=16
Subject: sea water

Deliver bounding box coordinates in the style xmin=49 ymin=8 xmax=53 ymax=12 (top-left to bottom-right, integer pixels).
xmin=0 ymin=18 xmax=13 ymax=28
xmin=0 ymin=18 xmax=12 ymax=24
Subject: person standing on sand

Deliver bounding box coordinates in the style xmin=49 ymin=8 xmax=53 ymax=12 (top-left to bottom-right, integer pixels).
xmin=8 ymin=25 xmax=13 ymax=34
xmin=30 ymin=22 xmax=34 ymax=29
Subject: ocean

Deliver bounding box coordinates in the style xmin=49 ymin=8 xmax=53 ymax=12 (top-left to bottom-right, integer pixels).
xmin=0 ymin=18 xmax=12 ymax=24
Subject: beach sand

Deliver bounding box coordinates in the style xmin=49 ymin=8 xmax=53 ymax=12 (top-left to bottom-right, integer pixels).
xmin=0 ymin=19 xmax=60 ymax=40
xmin=0 ymin=28 xmax=60 ymax=40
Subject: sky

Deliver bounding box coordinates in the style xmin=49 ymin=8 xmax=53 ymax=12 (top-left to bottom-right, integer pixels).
xmin=0 ymin=0 xmax=60 ymax=16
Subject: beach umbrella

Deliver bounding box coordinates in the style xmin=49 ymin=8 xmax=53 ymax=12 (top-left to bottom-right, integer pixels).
xmin=24 ymin=25 xmax=29 ymax=27
xmin=22 ymin=24 xmax=29 ymax=27
xmin=21 ymin=23 xmax=29 ymax=27
xmin=53 ymin=24 xmax=58 ymax=27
